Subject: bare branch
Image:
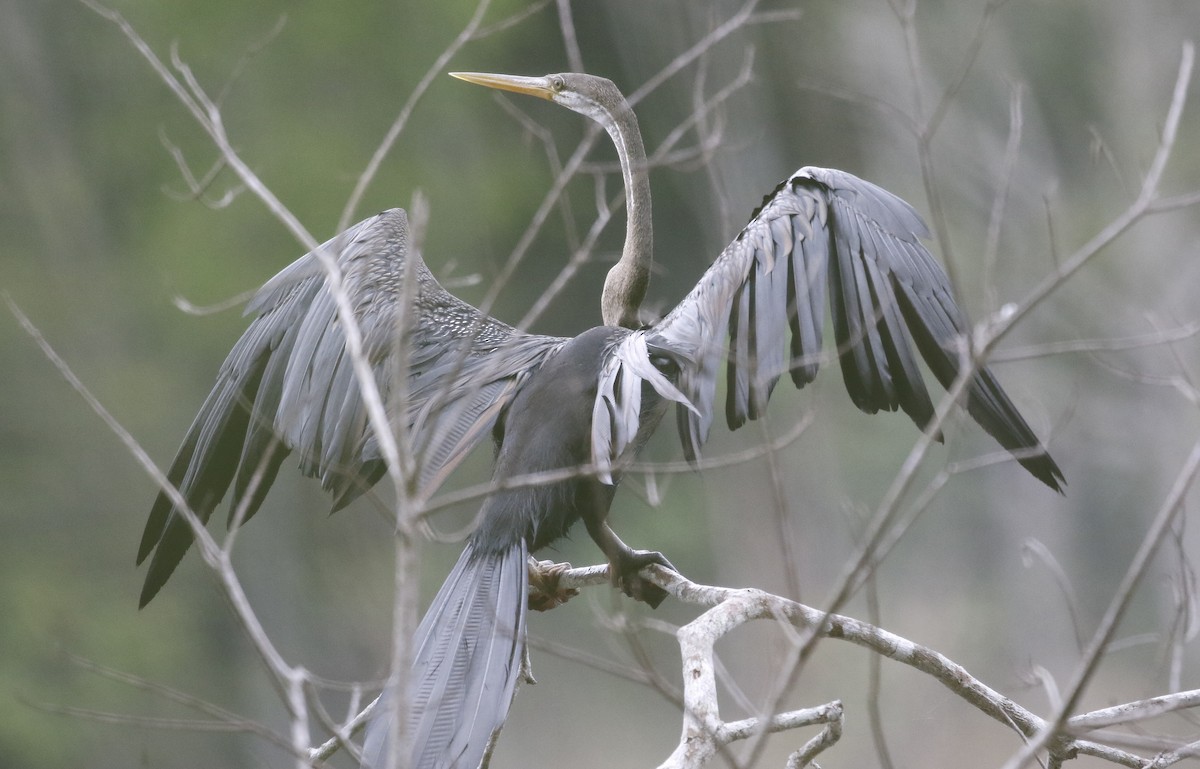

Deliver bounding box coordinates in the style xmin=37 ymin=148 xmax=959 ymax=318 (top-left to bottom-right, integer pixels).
xmin=158 ymin=129 xmax=242 ymax=208
xmin=535 ymin=562 xmax=1200 ymax=767
xmin=992 ymin=42 xmax=1196 ymax=346
xmin=1003 ymin=434 xmax=1200 ymax=769
xmin=213 ymin=13 xmax=288 ymax=107
xmin=171 ymin=288 xmax=256 ymax=317
xmin=81 ymin=1 xmax=404 ymax=498
xmin=1069 ymin=690 xmax=1200 ymax=732
xmin=983 ymin=81 xmax=1025 ymax=313
xmin=555 ymin=0 xmax=584 ymax=72
xmin=991 ymin=318 xmax=1200 ymax=363
xmin=338 ymin=0 xmax=494 ymax=230
xmin=1021 ymin=538 xmax=1087 ymax=651
xmin=6 ymin=296 xmax=314 ymax=764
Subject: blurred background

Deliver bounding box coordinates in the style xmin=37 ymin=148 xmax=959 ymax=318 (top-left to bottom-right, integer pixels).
xmin=3 ymin=0 xmax=1200 ymax=767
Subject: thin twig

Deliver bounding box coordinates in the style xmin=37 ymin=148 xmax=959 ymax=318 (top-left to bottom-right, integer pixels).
xmin=1002 ymin=435 xmax=1200 ymax=769
xmin=983 ymin=81 xmax=1025 ymax=313
xmin=338 ymin=0 xmax=494 ymax=230
xmin=6 ymin=295 xmax=312 ymax=761
xmin=555 ymin=0 xmax=584 ymax=72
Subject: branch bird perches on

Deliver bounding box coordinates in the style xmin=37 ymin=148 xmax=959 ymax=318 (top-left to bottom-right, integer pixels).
xmin=137 ymin=71 xmax=1063 ymax=769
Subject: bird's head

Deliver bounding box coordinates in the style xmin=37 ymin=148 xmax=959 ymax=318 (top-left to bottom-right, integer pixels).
xmin=452 ymin=70 xmax=651 ymax=330
xmin=450 ymin=71 xmax=624 ymax=127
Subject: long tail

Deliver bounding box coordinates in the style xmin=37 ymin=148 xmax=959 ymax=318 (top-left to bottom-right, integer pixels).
xmin=362 ymin=539 xmax=529 ymax=769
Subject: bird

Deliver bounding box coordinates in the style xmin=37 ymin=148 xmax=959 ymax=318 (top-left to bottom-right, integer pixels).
xmin=137 ymin=71 xmax=1063 ymax=769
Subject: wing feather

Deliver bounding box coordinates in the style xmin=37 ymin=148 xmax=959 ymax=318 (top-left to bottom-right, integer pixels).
xmin=725 ymin=271 xmax=753 ymax=428
xmin=631 ymin=166 xmax=1062 ymax=490
xmin=139 ymin=209 xmax=561 ymax=605
xmin=788 ymin=213 xmax=827 ymax=386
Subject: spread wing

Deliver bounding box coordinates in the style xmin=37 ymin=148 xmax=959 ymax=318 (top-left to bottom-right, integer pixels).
xmin=596 ymin=167 xmax=1063 ymax=491
xmin=138 ymin=208 xmax=562 ymax=606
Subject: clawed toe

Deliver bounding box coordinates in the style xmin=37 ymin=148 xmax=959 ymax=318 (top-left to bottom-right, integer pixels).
xmin=528 ymin=559 xmax=579 ymax=612
xmin=611 ymin=549 xmax=674 ymax=608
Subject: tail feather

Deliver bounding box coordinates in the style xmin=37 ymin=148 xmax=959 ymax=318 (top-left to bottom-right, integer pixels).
xmin=362 ymin=540 xmax=528 ymax=769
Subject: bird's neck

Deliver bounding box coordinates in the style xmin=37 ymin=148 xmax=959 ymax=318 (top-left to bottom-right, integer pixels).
xmin=601 ymin=102 xmax=652 ymax=329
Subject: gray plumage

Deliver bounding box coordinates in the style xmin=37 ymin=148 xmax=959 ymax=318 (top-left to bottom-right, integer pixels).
xmin=448 ymin=72 xmax=1060 ymax=492
xmin=597 ymin=166 xmax=1064 ymax=492
xmin=140 ymin=71 xmax=1064 ymax=769
xmin=362 ymin=540 xmax=528 ymax=769
xmin=137 ymin=209 xmax=562 ymax=608
xmin=362 ymin=325 xmax=654 ymax=769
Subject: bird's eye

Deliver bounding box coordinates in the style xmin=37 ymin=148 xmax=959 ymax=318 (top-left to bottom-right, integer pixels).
xmin=649 ymin=353 xmax=679 ymax=379
xmin=550 ymin=76 xmax=565 ymax=92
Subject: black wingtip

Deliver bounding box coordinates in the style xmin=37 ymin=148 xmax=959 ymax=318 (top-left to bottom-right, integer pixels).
xmin=137 ymin=508 xmax=200 ymax=608
xmin=137 ymin=493 xmax=174 ymax=566
xmin=1021 ymin=452 xmax=1066 ymax=495
xmin=137 ymin=497 xmax=174 ymax=608
xmin=138 ymin=583 xmax=159 ymax=610
xmin=138 ymin=557 xmax=173 ymax=609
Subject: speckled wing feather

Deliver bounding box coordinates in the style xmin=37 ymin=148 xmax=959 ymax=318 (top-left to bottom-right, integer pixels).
xmin=596 ymin=167 xmax=1062 ymax=490
xmin=138 ymin=209 xmax=562 ymax=606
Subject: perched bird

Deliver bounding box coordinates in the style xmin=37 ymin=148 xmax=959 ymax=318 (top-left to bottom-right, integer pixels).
xmin=138 ymin=71 xmax=1062 ymax=769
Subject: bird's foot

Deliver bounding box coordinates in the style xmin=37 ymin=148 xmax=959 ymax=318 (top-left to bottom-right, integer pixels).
xmin=527 ymin=559 xmax=579 ymax=612
xmin=611 ymin=549 xmax=675 ymax=609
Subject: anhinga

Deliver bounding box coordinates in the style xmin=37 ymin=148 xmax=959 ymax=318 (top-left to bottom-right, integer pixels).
xmin=137 ymin=71 xmax=1063 ymax=769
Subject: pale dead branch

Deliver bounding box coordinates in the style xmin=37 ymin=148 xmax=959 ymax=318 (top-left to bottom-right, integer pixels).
xmin=539 ymin=561 xmax=1200 ymax=768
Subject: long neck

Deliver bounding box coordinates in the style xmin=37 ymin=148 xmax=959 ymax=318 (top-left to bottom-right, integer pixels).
xmin=599 ymin=99 xmax=652 ymax=329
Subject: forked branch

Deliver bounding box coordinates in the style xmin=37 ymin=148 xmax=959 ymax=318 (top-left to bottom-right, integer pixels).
xmin=548 ymin=561 xmax=1200 ymax=769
